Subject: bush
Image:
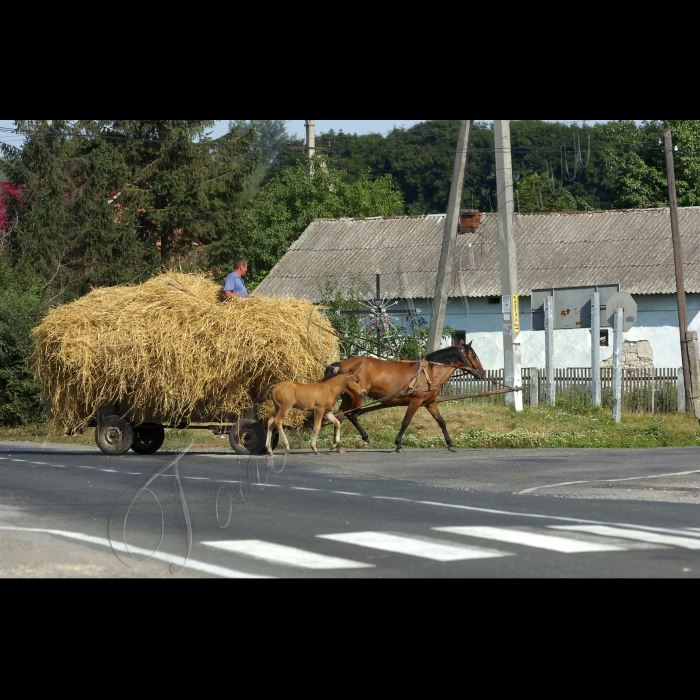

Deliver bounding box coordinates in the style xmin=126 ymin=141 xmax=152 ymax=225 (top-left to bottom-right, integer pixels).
xmin=0 ymin=262 xmax=46 ymax=426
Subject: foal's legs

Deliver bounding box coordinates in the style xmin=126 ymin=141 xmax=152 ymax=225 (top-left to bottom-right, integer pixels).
xmin=309 ymin=408 xmax=325 ymax=456
xmin=325 ymin=411 xmax=345 ymax=454
xmin=395 ymin=400 xmax=422 ymax=454
xmin=267 ymin=405 xmax=291 ymax=456
xmin=425 ymin=402 xmax=456 ymax=452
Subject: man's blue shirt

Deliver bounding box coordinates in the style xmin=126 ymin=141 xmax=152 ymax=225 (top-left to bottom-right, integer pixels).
xmin=224 ymin=272 xmax=248 ymax=298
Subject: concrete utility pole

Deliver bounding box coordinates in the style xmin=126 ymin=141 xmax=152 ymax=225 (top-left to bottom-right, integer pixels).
xmin=427 ymin=120 xmax=473 ymax=354
xmin=612 ymin=307 xmax=624 ymax=423
xmin=545 ymin=295 xmax=555 ymax=407
xmin=664 ymin=128 xmax=694 ymax=415
xmin=591 ymin=292 xmax=602 ymax=407
xmin=494 ymin=120 xmax=523 ymax=411
xmin=305 ymin=120 xmax=316 ymax=158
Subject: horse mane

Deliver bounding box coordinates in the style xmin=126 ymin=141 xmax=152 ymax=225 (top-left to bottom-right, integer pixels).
xmin=424 ymin=347 xmax=464 ymax=365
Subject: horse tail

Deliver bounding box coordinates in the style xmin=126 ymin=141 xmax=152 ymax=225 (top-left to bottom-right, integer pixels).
xmin=259 ymin=385 xmax=275 ymax=403
xmin=324 ymin=363 xmax=342 ymax=381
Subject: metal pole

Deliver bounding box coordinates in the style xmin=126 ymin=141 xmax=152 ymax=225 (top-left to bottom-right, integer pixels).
xmin=591 ymin=292 xmax=601 ymax=407
xmin=612 ymin=307 xmax=623 ymax=423
xmin=664 ymin=128 xmax=693 ymax=415
xmin=427 ymin=120 xmax=473 ymax=354
xmin=545 ymin=295 xmax=555 ymax=407
xmin=376 ymin=272 xmax=382 ymax=357
xmin=494 ymin=120 xmax=522 ymax=412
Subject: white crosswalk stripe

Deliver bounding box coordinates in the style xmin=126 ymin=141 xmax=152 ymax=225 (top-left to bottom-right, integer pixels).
xmin=551 ymin=526 xmax=700 ymax=550
xmin=435 ymin=526 xmax=628 ymax=554
xmin=202 ymin=540 xmax=373 ymax=569
xmin=318 ymin=532 xmax=510 ymax=562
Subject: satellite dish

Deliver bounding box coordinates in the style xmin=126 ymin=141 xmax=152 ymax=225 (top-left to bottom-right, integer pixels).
xmin=605 ymin=292 xmax=637 ymax=333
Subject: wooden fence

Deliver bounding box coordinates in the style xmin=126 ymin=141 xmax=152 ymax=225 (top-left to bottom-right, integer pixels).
xmin=442 ymin=368 xmax=681 ymax=414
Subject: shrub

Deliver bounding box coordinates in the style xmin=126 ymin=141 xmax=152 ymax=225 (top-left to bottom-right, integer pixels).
xmin=0 ymin=262 xmax=46 ymax=426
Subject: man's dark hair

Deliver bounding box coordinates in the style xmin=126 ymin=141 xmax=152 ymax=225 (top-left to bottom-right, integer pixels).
xmin=233 ymin=258 xmax=248 ymax=270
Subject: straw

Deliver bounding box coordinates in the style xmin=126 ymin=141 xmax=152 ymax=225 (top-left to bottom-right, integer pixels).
xmin=32 ymin=273 xmax=339 ymax=431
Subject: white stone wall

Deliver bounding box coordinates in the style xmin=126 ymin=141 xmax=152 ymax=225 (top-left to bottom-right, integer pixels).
xmin=401 ymin=294 xmax=700 ymax=370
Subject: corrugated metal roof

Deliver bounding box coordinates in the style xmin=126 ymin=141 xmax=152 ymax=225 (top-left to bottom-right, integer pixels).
xmin=255 ymin=209 xmax=700 ymax=301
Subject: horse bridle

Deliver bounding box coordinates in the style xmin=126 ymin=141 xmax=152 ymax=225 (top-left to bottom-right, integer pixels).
xmin=429 ymin=346 xmax=483 ymax=378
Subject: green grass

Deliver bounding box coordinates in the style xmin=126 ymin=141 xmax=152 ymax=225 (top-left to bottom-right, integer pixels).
xmin=2 ymin=403 xmax=700 ymax=451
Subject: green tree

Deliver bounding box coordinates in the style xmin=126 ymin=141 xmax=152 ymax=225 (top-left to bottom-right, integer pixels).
xmin=268 ymin=120 xmax=619 ymax=214
xmin=230 ymin=120 xmax=289 ymax=166
xmin=229 ymin=120 xmax=290 ymax=199
xmin=0 ymin=120 xmax=257 ymax=300
xmin=0 ymin=259 xmax=46 ymax=426
xmin=516 ymin=172 xmax=591 ymax=212
xmin=104 ymin=120 xmax=257 ymax=264
xmin=1 ymin=120 xmax=154 ymax=300
xmin=209 ymin=158 xmax=405 ymax=284
xmin=604 ymin=120 xmax=700 ymax=208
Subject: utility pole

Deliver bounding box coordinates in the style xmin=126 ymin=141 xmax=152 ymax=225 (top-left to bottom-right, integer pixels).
xmin=664 ymin=128 xmax=694 ymax=415
xmin=494 ymin=120 xmax=523 ymax=411
xmin=427 ymin=120 xmax=473 ymax=354
xmin=305 ymin=120 xmax=316 ymax=159
xmin=591 ymin=292 xmax=602 ymax=407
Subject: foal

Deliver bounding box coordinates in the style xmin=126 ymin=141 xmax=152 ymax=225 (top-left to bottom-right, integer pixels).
xmin=261 ymin=374 xmax=366 ymax=456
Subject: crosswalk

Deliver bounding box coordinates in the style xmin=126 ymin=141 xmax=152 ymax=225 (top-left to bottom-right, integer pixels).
xmin=434 ymin=526 xmax=627 ymax=554
xmin=201 ymin=523 xmax=700 ymax=572
xmin=318 ymin=532 xmax=509 ymax=562
xmin=201 ymin=539 xmax=372 ymax=569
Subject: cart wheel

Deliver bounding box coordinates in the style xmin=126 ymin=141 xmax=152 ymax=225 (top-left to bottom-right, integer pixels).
xmin=229 ymin=419 xmax=278 ymax=455
xmin=132 ymin=424 xmax=165 ymax=455
xmin=96 ymin=416 xmax=135 ymax=456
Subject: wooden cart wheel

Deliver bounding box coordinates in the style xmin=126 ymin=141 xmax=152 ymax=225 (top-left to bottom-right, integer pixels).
xmin=132 ymin=424 xmax=165 ymax=455
xmin=95 ymin=415 xmax=135 ymax=456
xmin=229 ymin=419 xmax=278 ymax=455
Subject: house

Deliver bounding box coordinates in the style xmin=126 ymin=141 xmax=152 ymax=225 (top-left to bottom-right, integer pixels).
xmin=255 ymin=209 xmax=700 ymax=370
xmin=0 ymin=182 xmax=20 ymax=231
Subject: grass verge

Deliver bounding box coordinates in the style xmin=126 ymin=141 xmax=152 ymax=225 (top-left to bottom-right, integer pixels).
xmin=2 ymin=403 xmax=700 ymax=451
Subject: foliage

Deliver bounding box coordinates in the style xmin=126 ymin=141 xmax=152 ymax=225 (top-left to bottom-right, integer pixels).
xmin=604 ymin=120 xmax=700 ymax=208
xmin=267 ymin=120 xmax=619 ymax=214
xmin=0 ymin=260 xmax=46 ymax=426
xmin=209 ymin=158 xmax=405 ymax=285
xmin=229 ymin=120 xmax=291 ymax=199
xmin=229 ymin=120 xmax=289 ymax=166
xmin=516 ymin=172 xmax=592 ymax=212
xmin=0 ymin=120 xmax=256 ymax=301
xmin=321 ymin=285 xmax=452 ymax=361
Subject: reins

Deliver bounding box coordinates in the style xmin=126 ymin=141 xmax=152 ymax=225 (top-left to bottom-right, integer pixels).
xmin=338 ymin=357 xmax=521 ymax=418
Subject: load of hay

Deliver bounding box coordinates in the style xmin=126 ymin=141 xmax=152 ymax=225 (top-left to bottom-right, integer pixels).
xmin=32 ymin=273 xmax=340 ymax=431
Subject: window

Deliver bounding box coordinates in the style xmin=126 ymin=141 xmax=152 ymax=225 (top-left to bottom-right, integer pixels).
xmin=453 ymin=331 xmax=467 ymax=347
xmin=487 ymin=298 xmax=500 ymax=305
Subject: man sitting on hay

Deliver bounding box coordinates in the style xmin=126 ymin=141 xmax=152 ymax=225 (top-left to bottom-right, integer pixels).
xmin=224 ymin=258 xmax=249 ymax=301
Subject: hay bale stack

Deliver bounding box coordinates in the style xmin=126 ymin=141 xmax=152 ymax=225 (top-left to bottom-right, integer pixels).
xmin=32 ymin=273 xmax=339 ymax=430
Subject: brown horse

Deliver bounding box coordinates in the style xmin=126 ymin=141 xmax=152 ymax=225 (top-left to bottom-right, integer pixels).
xmin=325 ymin=344 xmax=485 ymax=453
xmin=260 ymin=373 xmax=366 ymax=456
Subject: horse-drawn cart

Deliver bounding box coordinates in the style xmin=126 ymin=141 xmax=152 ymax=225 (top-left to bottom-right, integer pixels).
xmin=87 ymin=404 xmax=280 ymax=457
xmin=32 ymin=273 xmax=339 ymax=458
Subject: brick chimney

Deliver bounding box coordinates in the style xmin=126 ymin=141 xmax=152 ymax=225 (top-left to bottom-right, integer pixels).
xmin=459 ymin=209 xmax=482 ymax=234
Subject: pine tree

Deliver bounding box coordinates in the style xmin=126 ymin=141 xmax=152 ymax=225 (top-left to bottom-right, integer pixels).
xmin=0 ymin=120 xmax=257 ymax=299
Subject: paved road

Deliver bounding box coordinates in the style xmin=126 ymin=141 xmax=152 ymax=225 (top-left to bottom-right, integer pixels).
xmin=1 ymin=442 xmax=699 ymax=578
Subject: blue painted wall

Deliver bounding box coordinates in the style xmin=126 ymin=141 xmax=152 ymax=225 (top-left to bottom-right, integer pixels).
xmin=400 ymin=294 xmax=700 ymax=370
